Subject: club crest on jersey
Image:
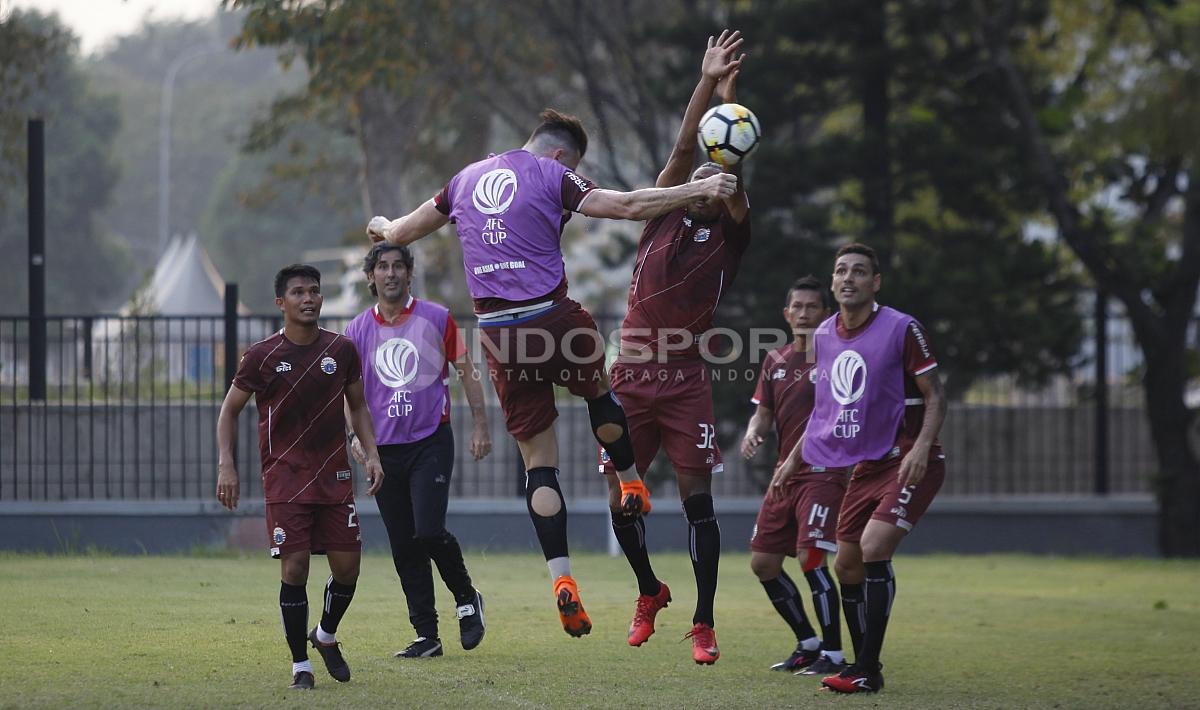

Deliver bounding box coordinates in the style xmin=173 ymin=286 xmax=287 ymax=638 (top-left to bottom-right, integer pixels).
xmin=320 ymin=356 xmax=337 ymax=375
xmin=693 ymin=227 xmax=711 ymax=243
xmin=275 ymin=362 xmax=292 ymax=373
xmin=272 ymin=527 xmax=286 ymax=545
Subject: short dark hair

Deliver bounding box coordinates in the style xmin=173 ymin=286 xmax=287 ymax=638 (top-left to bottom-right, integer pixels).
xmin=528 ymin=108 xmax=588 ymax=159
xmin=274 ymin=264 xmax=321 ymax=298
xmin=363 ymin=243 xmax=415 ymax=297
xmin=835 ymin=243 xmax=880 ymax=274
xmin=787 ymin=275 xmax=833 ymax=310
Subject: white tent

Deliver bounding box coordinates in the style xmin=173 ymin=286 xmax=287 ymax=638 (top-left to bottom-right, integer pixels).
xmin=125 ymin=233 xmax=249 ymax=316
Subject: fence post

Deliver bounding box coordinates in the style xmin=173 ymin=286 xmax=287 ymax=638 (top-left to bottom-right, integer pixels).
xmin=28 ymin=119 xmax=46 ymax=401
xmin=223 ymin=283 xmax=238 ymax=392
xmin=1094 ymin=288 xmax=1109 ymax=495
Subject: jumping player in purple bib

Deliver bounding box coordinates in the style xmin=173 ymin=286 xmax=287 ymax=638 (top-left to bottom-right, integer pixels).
xmin=789 ymin=244 xmax=947 ymax=694
xmin=367 ymin=108 xmax=737 ymax=637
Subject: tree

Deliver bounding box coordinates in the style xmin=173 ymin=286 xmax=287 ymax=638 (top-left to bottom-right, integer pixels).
xmin=0 ymin=10 xmax=131 ymax=314
xmin=972 ymin=0 xmax=1200 ymax=555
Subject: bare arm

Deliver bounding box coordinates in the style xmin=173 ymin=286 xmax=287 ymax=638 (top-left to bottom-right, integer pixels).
xmin=453 ymin=350 xmax=493 ymax=460
xmin=366 ymin=200 xmax=450 ymax=246
xmin=216 ymin=385 xmax=253 ymax=510
xmin=740 ymin=403 xmax=774 ymax=460
xmin=579 ymin=172 xmax=738 ymax=221
xmin=657 ymin=30 xmax=745 ymax=188
xmin=897 ymin=370 xmax=947 ymax=487
xmin=345 ymin=380 xmax=385 ymax=495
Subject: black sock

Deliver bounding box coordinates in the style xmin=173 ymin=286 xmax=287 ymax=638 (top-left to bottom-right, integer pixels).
xmin=760 ymin=572 xmax=816 ymax=643
xmin=611 ymin=511 xmax=660 ymax=596
xmin=279 ymin=581 xmax=309 ymax=663
xmin=683 ymin=493 xmax=720 ymax=627
xmin=840 ymin=582 xmax=865 ymax=659
xmin=525 ymin=467 xmax=569 ymax=560
xmin=804 ymin=566 xmax=842 ymax=652
xmin=320 ymin=576 xmax=356 ymax=635
xmin=422 ymin=531 xmax=476 ymax=604
xmin=858 ymin=560 xmax=895 ymax=670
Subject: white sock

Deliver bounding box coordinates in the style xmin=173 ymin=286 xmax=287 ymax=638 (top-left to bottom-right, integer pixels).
xmin=547 ymin=556 xmax=572 ymax=581
xmin=615 ymin=466 xmax=640 ymax=484
xmin=292 ymin=660 xmax=313 ymax=675
xmin=823 ymin=649 xmax=845 ymax=664
xmin=315 ymin=624 xmax=336 ymax=644
xmin=800 ymin=636 xmax=820 ymax=651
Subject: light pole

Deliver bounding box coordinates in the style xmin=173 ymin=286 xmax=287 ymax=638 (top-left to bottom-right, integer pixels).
xmin=158 ymin=43 xmax=223 ymax=254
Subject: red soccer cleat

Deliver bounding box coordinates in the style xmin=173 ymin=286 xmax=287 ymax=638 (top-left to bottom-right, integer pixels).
xmin=553 ymin=575 xmax=592 ymax=638
xmin=821 ymin=663 xmax=884 ymax=693
xmin=685 ymin=622 xmax=720 ymax=665
xmin=627 ymin=581 xmax=672 ymax=646
xmin=619 ymin=479 xmax=653 ymax=516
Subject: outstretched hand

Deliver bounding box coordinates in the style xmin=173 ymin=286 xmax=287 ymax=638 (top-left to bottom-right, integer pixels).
xmin=703 ymin=30 xmax=745 ymax=82
xmin=700 ymin=172 xmax=739 ymax=200
xmin=366 ymin=216 xmax=390 ymax=243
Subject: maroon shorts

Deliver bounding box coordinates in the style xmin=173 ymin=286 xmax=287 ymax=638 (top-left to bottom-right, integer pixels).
xmin=600 ymin=360 xmax=722 ymax=477
xmin=266 ymin=501 xmax=363 ymax=558
xmin=750 ymin=469 xmax=848 ymax=555
xmin=837 ymin=448 xmax=946 ymax=543
xmin=480 ymin=299 xmax=607 ymax=440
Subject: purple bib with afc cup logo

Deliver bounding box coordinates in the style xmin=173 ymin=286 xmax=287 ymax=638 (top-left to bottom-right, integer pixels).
xmin=345 ymin=299 xmax=451 ymax=445
xmin=802 ymin=306 xmax=911 ymax=467
xmin=446 ymin=149 xmax=576 ymax=302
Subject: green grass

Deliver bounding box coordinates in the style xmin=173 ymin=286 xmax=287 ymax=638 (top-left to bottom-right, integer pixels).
xmin=1 ymin=552 xmax=1197 ymax=708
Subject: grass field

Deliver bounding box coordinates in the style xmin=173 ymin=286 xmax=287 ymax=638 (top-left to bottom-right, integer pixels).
xmin=1 ymin=551 xmax=1197 ymax=709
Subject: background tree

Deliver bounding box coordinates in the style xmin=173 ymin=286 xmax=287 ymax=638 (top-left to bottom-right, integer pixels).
xmin=0 ymin=9 xmax=131 ymax=313
xmin=972 ymin=0 xmax=1200 ymax=556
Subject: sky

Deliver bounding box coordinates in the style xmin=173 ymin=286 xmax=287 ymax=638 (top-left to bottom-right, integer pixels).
xmin=5 ymin=0 xmax=215 ymax=54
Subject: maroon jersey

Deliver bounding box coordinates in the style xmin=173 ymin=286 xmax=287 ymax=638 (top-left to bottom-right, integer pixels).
xmin=835 ymin=309 xmax=939 ymax=448
xmin=752 ymin=344 xmax=817 ymax=462
xmin=620 ymin=207 xmax=752 ymax=361
xmin=233 ymin=328 xmax=362 ymax=504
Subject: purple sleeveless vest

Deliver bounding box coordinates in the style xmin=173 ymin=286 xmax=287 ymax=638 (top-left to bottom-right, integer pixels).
xmin=345 ymin=299 xmax=451 ymax=445
xmin=446 ymin=149 xmax=572 ymax=302
xmin=802 ymin=305 xmax=910 ymax=467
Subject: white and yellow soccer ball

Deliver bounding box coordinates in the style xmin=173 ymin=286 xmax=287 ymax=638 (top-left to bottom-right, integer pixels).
xmin=697 ymin=103 xmax=761 ymax=167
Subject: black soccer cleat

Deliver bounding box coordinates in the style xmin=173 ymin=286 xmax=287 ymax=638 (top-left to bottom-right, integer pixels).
xmin=821 ymin=662 xmax=884 ymax=694
xmin=457 ymin=590 xmax=486 ymax=651
xmin=288 ymin=670 xmax=315 ymax=690
xmin=770 ymin=645 xmax=821 ymax=672
xmin=308 ymin=627 xmax=351 ymax=682
xmin=796 ymin=654 xmax=848 ymax=676
xmin=394 ymin=636 xmax=444 ymax=658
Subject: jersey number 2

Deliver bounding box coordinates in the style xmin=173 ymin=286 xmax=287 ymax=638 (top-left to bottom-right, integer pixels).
xmin=347 ymin=504 xmax=359 ymax=528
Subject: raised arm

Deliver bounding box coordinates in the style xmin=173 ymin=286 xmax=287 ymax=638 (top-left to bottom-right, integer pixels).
xmin=366 ymin=199 xmax=450 ymax=246
xmin=579 ymin=172 xmax=738 ymax=221
xmin=658 ymin=30 xmax=745 ymax=188
xmin=216 ymin=385 xmax=253 ymax=510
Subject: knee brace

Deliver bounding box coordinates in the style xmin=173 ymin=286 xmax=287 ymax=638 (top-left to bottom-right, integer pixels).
xmin=525 ymin=467 xmax=568 ymax=560
xmin=587 ymin=391 xmax=635 ymax=472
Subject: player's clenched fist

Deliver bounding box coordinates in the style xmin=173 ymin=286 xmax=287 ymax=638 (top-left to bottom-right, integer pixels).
xmin=366 ymin=216 xmax=391 ymax=243
xmin=700 ymin=172 xmax=738 ymax=200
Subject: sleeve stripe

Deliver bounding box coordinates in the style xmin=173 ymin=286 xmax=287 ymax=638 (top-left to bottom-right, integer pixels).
xmin=913 ymin=362 xmax=939 ymax=376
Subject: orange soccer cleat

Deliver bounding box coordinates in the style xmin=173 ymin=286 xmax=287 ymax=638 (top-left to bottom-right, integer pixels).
xmin=553 ymin=575 xmax=592 ymax=638
xmin=619 ymin=479 xmax=653 ymax=516
xmin=685 ymin=622 xmax=720 ymax=665
xmin=627 ymin=581 xmax=672 ymax=647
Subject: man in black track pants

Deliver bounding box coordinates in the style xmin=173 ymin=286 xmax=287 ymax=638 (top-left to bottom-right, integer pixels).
xmin=345 ymin=242 xmax=493 ymax=658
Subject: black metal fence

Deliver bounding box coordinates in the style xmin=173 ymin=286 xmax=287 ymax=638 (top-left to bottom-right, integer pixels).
xmin=0 ymin=305 xmax=1164 ymax=502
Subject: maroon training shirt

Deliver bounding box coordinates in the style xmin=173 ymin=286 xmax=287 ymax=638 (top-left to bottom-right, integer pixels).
xmin=752 ymin=344 xmax=817 ymax=463
xmin=232 ymin=328 xmax=362 ymax=504
xmin=620 ymin=207 xmax=751 ymax=361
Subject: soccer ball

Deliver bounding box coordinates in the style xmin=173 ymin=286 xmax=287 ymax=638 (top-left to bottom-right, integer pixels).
xmin=697 ymin=103 xmax=761 ymax=167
